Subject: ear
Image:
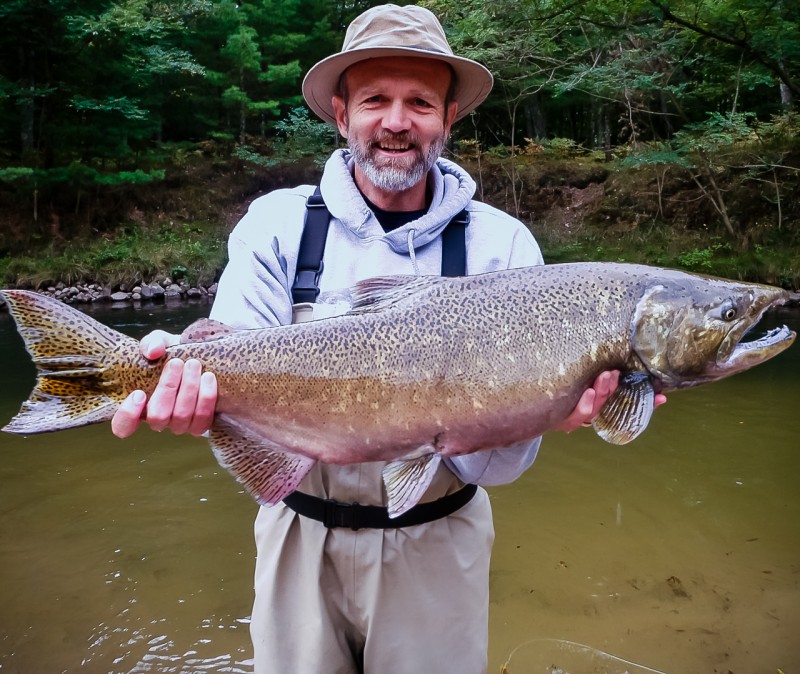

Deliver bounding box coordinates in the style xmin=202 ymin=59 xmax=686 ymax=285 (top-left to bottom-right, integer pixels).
xmin=332 ymin=96 xmax=349 ymax=138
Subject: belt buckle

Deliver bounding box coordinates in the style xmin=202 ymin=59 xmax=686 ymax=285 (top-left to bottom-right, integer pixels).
xmin=322 ymin=499 xmax=361 ymax=530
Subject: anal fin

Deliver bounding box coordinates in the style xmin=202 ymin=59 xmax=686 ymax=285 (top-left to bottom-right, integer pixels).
xmin=382 ymin=449 xmax=441 ymax=518
xmin=208 ymin=415 xmax=314 ymax=506
xmin=593 ymin=371 xmax=655 ymax=445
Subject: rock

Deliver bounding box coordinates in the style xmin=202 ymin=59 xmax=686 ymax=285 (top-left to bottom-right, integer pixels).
xmin=111 ymin=292 xmax=130 ymax=302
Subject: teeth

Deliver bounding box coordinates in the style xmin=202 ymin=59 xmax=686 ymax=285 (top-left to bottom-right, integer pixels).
xmin=379 ymin=143 xmax=411 ymax=150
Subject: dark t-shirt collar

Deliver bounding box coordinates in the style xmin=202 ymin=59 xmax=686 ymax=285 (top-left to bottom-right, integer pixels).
xmin=361 ymin=194 xmax=427 ymax=233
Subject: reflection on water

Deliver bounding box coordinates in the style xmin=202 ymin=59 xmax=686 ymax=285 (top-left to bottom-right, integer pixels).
xmin=0 ymin=300 xmax=256 ymax=674
xmin=0 ymin=300 xmax=798 ymax=673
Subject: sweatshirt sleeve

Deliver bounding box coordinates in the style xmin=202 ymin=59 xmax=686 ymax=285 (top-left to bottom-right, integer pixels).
xmin=444 ymin=438 xmax=541 ymax=486
xmin=209 ymin=189 xmax=308 ymax=329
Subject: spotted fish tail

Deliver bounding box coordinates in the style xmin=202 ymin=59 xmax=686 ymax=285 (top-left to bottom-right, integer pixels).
xmin=1 ymin=290 xmax=150 ymax=435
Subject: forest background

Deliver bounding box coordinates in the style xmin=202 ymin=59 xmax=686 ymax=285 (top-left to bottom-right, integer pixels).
xmin=1 ymin=0 xmax=798 ymax=291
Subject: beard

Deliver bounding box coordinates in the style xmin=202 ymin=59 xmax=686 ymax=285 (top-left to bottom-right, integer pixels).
xmin=348 ymin=132 xmax=445 ymax=193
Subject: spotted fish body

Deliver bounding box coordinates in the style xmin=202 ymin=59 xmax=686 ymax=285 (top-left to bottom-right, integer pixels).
xmin=1 ymin=263 xmax=795 ymax=516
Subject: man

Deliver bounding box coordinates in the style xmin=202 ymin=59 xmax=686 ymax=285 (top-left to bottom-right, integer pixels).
xmin=112 ymin=5 xmax=659 ymax=672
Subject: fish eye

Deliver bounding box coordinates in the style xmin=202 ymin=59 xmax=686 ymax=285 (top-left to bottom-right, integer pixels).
xmin=721 ymin=304 xmax=737 ymax=321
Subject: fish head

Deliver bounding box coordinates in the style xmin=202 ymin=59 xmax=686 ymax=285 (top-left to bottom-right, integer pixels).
xmin=631 ymin=277 xmax=796 ymax=389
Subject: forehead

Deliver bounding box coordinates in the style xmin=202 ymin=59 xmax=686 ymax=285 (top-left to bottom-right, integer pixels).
xmin=343 ymin=56 xmax=452 ymax=98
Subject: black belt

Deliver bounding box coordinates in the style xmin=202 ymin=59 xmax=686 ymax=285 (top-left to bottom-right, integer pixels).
xmin=282 ymin=483 xmax=478 ymax=530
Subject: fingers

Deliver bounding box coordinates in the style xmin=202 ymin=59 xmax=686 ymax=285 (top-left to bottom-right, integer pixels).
xmin=555 ymin=387 xmax=596 ymax=433
xmin=145 ymin=358 xmax=217 ymax=436
xmin=113 ymin=354 xmax=218 ymax=439
xmin=590 ymin=370 xmax=619 ymax=417
xmin=189 ymin=371 xmax=218 ymax=436
xmin=111 ymin=390 xmax=147 ymax=438
xmin=140 ymin=330 xmax=180 ymax=360
xmin=555 ymin=370 xmax=620 ymax=433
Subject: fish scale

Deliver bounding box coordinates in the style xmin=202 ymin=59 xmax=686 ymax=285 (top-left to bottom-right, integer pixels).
xmin=1 ymin=262 xmax=795 ymax=517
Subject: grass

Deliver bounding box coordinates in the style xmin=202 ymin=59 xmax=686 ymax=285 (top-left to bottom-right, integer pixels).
xmin=0 ymin=221 xmax=226 ymax=290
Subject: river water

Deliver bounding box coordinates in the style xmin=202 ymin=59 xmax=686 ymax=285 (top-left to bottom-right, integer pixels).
xmin=0 ymin=299 xmax=797 ymax=674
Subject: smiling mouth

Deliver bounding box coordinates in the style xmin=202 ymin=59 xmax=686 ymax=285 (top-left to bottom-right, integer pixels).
xmin=375 ymin=141 xmax=415 ymax=154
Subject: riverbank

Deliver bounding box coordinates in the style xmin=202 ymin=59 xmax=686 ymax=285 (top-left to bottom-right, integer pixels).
xmin=1 ymin=144 xmax=798 ymax=293
xmin=0 ymin=277 xmax=217 ymax=310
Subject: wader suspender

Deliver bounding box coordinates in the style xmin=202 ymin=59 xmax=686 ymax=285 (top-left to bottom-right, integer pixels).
xmin=291 ymin=186 xmax=469 ymax=304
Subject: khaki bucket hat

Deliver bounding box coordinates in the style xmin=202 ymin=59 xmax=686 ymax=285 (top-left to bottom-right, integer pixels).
xmin=302 ymin=4 xmax=493 ymax=125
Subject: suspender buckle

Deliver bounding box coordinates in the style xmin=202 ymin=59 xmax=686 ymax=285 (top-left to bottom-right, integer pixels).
xmin=293 ymin=263 xmax=324 ymax=303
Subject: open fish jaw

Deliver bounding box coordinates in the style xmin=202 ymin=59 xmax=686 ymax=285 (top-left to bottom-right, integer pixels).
xmin=724 ymin=324 xmax=796 ymax=368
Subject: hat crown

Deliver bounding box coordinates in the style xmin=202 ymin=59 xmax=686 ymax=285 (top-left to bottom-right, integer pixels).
xmin=343 ymin=4 xmax=453 ymax=56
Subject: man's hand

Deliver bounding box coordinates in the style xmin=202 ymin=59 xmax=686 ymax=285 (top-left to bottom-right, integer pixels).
xmin=555 ymin=370 xmax=667 ymax=433
xmin=111 ymin=330 xmax=218 ymax=438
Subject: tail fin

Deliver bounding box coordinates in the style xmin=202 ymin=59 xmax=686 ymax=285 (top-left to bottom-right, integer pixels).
xmin=2 ymin=290 xmax=141 ymax=434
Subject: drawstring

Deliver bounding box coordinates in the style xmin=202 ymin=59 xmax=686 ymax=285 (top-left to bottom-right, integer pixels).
xmin=407 ymin=229 xmax=420 ymax=275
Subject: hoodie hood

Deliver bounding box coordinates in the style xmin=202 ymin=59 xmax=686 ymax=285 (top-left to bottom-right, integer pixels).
xmin=319 ymin=149 xmax=476 ymax=254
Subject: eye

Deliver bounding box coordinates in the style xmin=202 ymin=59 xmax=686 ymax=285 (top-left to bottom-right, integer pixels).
xmin=721 ymin=305 xmax=737 ymax=321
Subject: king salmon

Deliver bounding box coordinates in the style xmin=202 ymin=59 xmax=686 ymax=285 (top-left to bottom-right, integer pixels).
xmin=1 ymin=263 xmax=795 ymax=516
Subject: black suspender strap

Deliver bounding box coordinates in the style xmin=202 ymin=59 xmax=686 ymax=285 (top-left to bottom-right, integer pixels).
xmin=441 ymin=209 xmax=469 ymax=277
xmin=291 ymin=186 xmax=330 ymax=304
xmin=291 ymin=187 xmax=469 ymax=304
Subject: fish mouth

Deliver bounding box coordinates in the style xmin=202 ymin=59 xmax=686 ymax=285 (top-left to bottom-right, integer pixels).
xmin=719 ymin=320 xmax=795 ymax=373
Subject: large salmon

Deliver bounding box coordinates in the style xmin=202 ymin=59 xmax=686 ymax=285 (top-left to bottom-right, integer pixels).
xmin=1 ymin=263 xmax=795 ymax=516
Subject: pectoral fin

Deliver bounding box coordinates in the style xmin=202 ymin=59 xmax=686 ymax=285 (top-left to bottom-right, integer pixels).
xmin=593 ymin=371 xmax=655 ymax=445
xmin=382 ymin=449 xmax=441 ymax=518
xmin=208 ymin=415 xmax=315 ymax=505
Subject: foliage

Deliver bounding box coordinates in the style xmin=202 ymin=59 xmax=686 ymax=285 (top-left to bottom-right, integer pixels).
xmin=1 ymin=221 xmax=226 ymax=289
xmin=0 ymin=0 xmax=797 ymax=269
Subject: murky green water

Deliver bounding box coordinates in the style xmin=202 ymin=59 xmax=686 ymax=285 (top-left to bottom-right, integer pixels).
xmin=0 ymin=300 xmax=798 ymax=674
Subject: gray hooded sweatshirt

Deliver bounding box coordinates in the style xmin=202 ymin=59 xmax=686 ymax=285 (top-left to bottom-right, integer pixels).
xmin=211 ymin=149 xmax=544 ymax=500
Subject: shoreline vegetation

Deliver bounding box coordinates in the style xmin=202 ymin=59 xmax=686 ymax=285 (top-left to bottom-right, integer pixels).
xmin=1 ymin=133 xmax=799 ymax=308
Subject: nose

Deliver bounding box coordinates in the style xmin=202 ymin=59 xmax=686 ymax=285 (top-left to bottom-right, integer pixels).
xmin=382 ymin=99 xmax=411 ymax=133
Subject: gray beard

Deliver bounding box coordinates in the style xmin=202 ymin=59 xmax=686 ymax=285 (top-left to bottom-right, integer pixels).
xmin=349 ymin=136 xmax=445 ymax=193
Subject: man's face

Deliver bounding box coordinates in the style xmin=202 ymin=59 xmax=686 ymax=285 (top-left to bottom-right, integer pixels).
xmin=332 ymin=57 xmax=458 ymax=194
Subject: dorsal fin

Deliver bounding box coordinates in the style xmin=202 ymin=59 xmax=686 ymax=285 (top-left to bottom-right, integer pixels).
xmin=348 ymin=275 xmax=444 ymax=315
xmin=180 ymin=318 xmax=238 ymax=344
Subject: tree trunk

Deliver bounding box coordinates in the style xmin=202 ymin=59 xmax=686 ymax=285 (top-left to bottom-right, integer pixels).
xmin=18 ymin=43 xmax=35 ymax=157
xmin=525 ymin=93 xmax=547 ymax=139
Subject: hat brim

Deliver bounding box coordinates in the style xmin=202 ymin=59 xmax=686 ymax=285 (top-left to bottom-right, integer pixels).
xmin=302 ymin=47 xmax=493 ymax=126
